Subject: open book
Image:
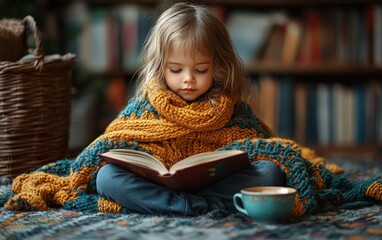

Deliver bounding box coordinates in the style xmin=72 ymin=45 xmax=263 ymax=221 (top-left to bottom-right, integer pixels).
xmin=98 ymin=149 xmax=250 ymax=192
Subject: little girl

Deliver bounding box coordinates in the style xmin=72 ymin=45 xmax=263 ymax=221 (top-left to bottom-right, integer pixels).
xmin=96 ymin=2 xmax=285 ymax=216
xmin=6 ymin=2 xmax=381 ymax=217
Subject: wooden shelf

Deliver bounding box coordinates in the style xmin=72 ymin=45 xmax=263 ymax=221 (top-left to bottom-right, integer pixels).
xmin=246 ymin=62 xmax=382 ymax=75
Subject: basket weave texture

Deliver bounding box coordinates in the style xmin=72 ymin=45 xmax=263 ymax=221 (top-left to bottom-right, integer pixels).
xmin=0 ymin=16 xmax=76 ymax=179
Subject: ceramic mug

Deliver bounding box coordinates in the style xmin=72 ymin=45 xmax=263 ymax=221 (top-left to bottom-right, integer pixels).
xmin=233 ymin=186 xmax=296 ymax=224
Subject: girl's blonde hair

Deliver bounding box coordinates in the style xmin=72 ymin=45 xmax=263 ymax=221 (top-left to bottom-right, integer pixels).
xmin=135 ymin=2 xmax=255 ymax=105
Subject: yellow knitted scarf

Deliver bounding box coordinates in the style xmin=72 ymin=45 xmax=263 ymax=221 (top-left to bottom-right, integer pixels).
xmin=102 ymin=83 xmax=235 ymax=142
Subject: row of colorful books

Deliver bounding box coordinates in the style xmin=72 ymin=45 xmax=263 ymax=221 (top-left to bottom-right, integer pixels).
xmin=65 ymin=1 xmax=154 ymax=73
xmin=66 ymin=2 xmax=382 ymax=73
xmin=254 ymin=76 xmax=382 ymax=146
xmin=227 ymin=5 xmax=382 ymax=66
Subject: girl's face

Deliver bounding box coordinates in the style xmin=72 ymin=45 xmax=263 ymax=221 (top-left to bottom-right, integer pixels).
xmin=164 ymin=46 xmax=213 ymax=102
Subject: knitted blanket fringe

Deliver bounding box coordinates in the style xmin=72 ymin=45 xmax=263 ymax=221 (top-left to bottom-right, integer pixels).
xmin=3 ymin=83 xmax=382 ymax=216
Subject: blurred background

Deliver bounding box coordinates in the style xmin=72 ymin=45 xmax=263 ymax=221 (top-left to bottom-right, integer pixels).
xmin=1 ymin=0 xmax=381 ymax=160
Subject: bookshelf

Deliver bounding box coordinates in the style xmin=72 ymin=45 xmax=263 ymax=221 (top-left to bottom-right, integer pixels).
xmin=64 ymin=0 xmax=382 ymax=159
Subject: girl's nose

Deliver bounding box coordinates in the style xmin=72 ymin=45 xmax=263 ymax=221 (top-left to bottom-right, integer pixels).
xmin=183 ymin=71 xmax=195 ymax=83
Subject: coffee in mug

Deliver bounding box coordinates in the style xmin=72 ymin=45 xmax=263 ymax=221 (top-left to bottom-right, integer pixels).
xmin=233 ymin=186 xmax=296 ymax=224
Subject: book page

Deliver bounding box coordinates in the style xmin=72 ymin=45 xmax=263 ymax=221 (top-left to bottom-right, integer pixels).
xmin=169 ymin=150 xmax=246 ymax=174
xmin=107 ymin=149 xmax=169 ymax=174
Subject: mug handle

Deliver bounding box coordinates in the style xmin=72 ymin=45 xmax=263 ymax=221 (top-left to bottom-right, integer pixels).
xmin=233 ymin=193 xmax=248 ymax=215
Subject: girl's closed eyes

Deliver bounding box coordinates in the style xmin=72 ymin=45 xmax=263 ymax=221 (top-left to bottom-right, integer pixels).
xmin=195 ymin=68 xmax=209 ymax=74
xmin=168 ymin=68 xmax=210 ymax=74
xmin=169 ymin=68 xmax=181 ymax=73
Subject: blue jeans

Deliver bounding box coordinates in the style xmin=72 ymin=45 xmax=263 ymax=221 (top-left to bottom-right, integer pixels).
xmin=96 ymin=160 xmax=285 ymax=216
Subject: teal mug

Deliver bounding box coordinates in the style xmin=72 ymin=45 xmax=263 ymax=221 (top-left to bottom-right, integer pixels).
xmin=233 ymin=186 xmax=296 ymax=224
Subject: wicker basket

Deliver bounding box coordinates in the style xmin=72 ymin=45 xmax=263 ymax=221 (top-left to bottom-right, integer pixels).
xmin=0 ymin=16 xmax=76 ymax=179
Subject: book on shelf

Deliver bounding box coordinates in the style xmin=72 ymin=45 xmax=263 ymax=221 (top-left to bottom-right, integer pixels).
xmin=260 ymin=18 xmax=287 ymax=62
xmin=332 ymin=83 xmax=355 ymax=146
xmin=116 ymin=4 xmax=154 ymax=72
xmin=377 ymin=83 xmax=382 ymax=143
xmin=293 ymin=82 xmax=308 ymax=144
xmin=117 ymin=5 xmax=139 ymax=72
xmin=88 ymin=8 xmax=109 ymax=72
xmin=257 ymin=75 xmax=381 ymax=146
xmin=344 ymin=85 xmax=356 ymax=145
xmin=281 ymin=19 xmax=303 ymax=63
xmin=277 ymin=77 xmax=294 ymax=138
xmin=316 ymin=83 xmax=331 ymax=146
xmin=355 ymin=83 xmax=367 ymax=144
xmin=226 ymin=11 xmax=277 ymax=65
xmin=296 ymin=19 xmax=311 ymax=65
xmin=365 ymin=6 xmax=375 ymax=64
xmin=257 ymin=75 xmax=279 ymax=131
xmin=306 ymin=84 xmax=318 ymax=144
xmin=306 ymin=9 xmax=322 ymax=63
xmin=365 ymin=80 xmax=382 ymax=143
xmin=329 ymin=84 xmax=342 ymax=145
xmin=374 ymin=5 xmax=382 ymax=65
xmin=98 ymin=149 xmax=250 ymax=192
xmin=66 ymin=3 xmax=154 ymax=73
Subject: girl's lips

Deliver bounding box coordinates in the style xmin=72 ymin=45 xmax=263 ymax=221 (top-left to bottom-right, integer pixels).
xmin=181 ymin=88 xmax=196 ymax=92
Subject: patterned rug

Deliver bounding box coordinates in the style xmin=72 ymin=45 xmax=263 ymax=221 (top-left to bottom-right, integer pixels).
xmin=1 ymin=156 xmax=382 ymax=240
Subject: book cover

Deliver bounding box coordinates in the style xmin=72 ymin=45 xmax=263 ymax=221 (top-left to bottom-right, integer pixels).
xmin=116 ymin=4 xmax=140 ymax=72
xmin=261 ymin=19 xmax=287 ymax=62
xmin=137 ymin=7 xmax=154 ymax=58
xmin=107 ymin=8 xmax=120 ymax=72
xmin=258 ymin=75 xmax=279 ymax=131
xmin=306 ymin=84 xmax=318 ymax=144
xmin=333 ymin=83 xmax=348 ymax=145
xmin=294 ymin=82 xmax=308 ymax=144
xmin=328 ymin=83 xmax=335 ymax=145
xmin=277 ymin=77 xmax=294 ymax=138
xmin=355 ymin=83 xmax=367 ymax=144
xmin=377 ymin=83 xmax=382 ymax=143
xmin=227 ymin=11 xmax=276 ymax=65
xmin=281 ymin=19 xmax=303 ymax=63
xmin=321 ymin=9 xmax=337 ymax=63
xmin=334 ymin=9 xmax=347 ymax=63
xmin=317 ymin=83 xmax=331 ymax=145
xmin=374 ymin=5 xmax=382 ymax=65
xmin=343 ymin=85 xmax=356 ymax=145
xmin=297 ymin=21 xmax=311 ymax=65
xmin=306 ymin=9 xmax=322 ymax=63
xmin=365 ymin=80 xmax=381 ymax=142
xmin=99 ymin=149 xmax=250 ymax=192
xmin=356 ymin=8 xmax=368 ymax=64
xmin=89 ymin=8 xmax=109 ymax=72
xmin=365 ymin=6 xmax=375 ymax=64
